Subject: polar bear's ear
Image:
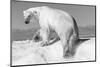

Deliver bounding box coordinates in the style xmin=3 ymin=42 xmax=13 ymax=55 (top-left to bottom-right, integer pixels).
xmin=30 ymin=7 xmax=41 ymax=15
xmin=33 ymin=11 xmax=38 ymax=16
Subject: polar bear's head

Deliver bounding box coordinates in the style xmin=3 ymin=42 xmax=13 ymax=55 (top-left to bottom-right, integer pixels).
xmin=23 ymin=7 xmax=41 ymax=24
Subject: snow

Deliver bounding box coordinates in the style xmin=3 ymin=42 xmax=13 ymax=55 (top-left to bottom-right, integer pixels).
xmin=12 ymin=38 xmax=95 ymax=66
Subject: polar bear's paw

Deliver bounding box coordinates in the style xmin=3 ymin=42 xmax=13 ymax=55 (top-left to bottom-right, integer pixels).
xmin=40 ymin=41 xmax=49 ymax=47
xmin=64 ymin=50 xmax=73 ymax=58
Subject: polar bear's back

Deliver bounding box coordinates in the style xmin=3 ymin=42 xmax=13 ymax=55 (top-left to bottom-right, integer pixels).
xmin=39 ymin=6 xmax=74 ymax=30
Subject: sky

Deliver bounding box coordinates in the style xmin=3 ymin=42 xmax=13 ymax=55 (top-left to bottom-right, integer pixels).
xmin=11 ymin=0 xmax=95 ymax=30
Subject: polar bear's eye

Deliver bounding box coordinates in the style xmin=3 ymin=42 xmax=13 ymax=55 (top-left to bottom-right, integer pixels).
xmin=34 ymin=11 xmax=37 ymax=15
xmin=34 ymin=11 xmax=37 ymax=13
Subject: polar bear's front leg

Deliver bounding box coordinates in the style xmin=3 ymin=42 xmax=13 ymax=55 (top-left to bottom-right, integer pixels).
xmin=39 ymin=28 xmax=49 ymax=46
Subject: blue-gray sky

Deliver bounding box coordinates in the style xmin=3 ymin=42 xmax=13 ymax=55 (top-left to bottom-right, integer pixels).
xmin=11 ymin=1 xmax=95 ymax=30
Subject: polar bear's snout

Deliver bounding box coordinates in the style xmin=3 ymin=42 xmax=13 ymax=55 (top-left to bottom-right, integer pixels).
xmin=25 ymin=20 xmax=29 ymax=24
xmin=24 ymin=15 xmax=32 ymax=24
xmin=23 ymin=10 xmax=34 ymax=24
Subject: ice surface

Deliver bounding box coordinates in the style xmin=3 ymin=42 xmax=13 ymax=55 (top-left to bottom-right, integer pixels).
xmin=12 ymin=38 xmax=95 ymax=66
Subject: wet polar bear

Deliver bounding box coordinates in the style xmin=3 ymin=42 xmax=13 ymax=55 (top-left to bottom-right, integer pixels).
xmin=23 ymin=6 xmax=79 ymax=58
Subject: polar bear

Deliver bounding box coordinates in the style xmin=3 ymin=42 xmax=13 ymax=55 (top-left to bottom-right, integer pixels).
xmin=23 ymin=6 xmax=79 ymax=58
